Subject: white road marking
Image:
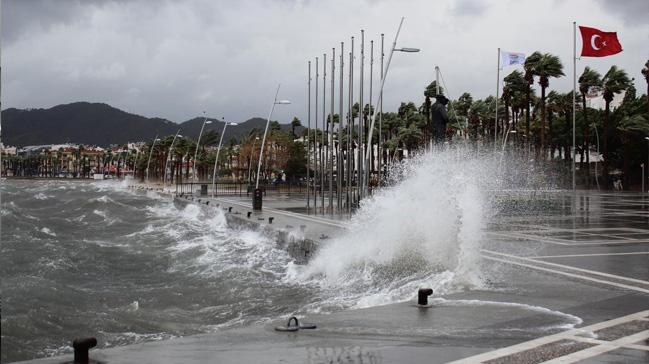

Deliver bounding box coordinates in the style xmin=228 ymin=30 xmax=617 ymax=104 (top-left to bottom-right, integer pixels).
xmin=488 ymin=231 xmax=649 ymax=246
xmin=571 ymin=336 xmax=649 ymax=352
xmin=482 ymin=255 xmax=649 ymax=294
xmin=483 ymin=250 xmax=649 ymax=287
xmin=447 ymin=311 xmax=649 ymax=364
xmin=542 ymin=330 xmax=649 ymax=363
xmin=531 ymin=252 xmax=649 ymax=259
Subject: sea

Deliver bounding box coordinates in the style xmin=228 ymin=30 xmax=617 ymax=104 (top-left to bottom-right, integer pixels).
xmin=1 ymin=149 xmax=580 ymax=362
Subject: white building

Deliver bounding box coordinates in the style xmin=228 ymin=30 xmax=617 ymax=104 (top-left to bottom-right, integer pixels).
xmin=585 ymin=89 xmax=626 ymax=111
xmin=0 ymin=143 xmax=17 ymax=155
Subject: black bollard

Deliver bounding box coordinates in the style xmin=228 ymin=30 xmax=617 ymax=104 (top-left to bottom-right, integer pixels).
xmin=72 ymin=337 xmax=97 ymax=364
xmin=252 ymin=188 xmax=263 ymax=210
xmin=247 ymin=211 xmax=252 ymax=218
xmin=418 ymin=288 xmax=433 ymax=306
xmin=269 ymin=217 xmax=274 ymax=224
xmin=228 ymin=206 xmax=233 ymax=212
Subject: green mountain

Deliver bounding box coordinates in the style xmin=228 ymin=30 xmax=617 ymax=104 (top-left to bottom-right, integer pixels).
xmin=1 ymin=102 xmax=301 ymax=147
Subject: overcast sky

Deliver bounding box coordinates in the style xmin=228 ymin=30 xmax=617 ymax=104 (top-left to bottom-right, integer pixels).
xmin=2 ymin=0 xmax=648 ymax=124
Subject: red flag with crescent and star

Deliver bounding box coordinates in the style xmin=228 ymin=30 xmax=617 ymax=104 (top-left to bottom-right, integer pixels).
xmin=579 ymin=26 xmax=622 ymax=57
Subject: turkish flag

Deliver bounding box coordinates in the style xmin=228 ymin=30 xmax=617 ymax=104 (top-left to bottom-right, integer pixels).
xmin=579 ymin=26 xmax=622 ymax=57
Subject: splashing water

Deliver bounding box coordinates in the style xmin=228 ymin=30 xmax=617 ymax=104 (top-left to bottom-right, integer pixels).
xmin=291 ymin=147 xmax=500 ymax=310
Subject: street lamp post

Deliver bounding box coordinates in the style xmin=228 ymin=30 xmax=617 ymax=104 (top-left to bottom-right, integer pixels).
xmin=645 ymin=137 xmax=649 ymax=193
xmin=192 ymin=114 xmax=213 ymax=183
xmin=642 ymin=163 xmax=645 ymax=194
xmin=364 ymin=17 xmax=419 ymax=195
xmin=248 ymin=136 xmax=260 ymax=184
xmin=499 ymin=129 xmax=517 ymax=169
xmin=119 ymin=147 xmax=127 ymax=179
xmin=163 ymin=130 xmax=182 ymax=190
xmin=591 ymin=123 xmax=601 ymax=190
xmin=211 ymin=119 xmax=238 ymax=197
xmin=131 ymin=149 xmax=138 ymax=179
xmin=145 ymin=137 xmax=160 ymax=183
xmin=254 ymin=85 xmax=290 ymax=210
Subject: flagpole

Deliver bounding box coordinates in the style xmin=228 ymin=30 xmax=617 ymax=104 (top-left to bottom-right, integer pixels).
xmin=367 ymin=39 xmax=373 ymax=197
xmin=321 ymin=53 xmax=326 ymax=213
xmin=329 ymin=47 xmax=335 ymax=213
xmin=307 ymin=61 xmax=311 ymax=213
xmin=495 ymin=48 xmax=500 ymax=149
xmin=338 ymin=42 xmax=344 ymax=212
xmin=314 ymin=57 xmax=319 ymax=213
xmin=359 ymin=30 xmax=365 ymax=200
xmin=378 ymin=33 xmax=384 ymax=188
xmin=573 ymin=21 xmax=577 ymax=192
xmin=347 ymin=38 xmax=354 ymax=215
xmin=435 ymin=66 xmax=440 ymax=95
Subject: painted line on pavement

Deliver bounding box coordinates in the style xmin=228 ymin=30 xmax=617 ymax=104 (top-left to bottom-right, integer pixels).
xmin=481 ymin=255 xmax=649 ymax=294
xmin=530 ymin=252 xmax=649 ymax=259
xmin=447 ymin=310 xmax=649 ymax=364
xmin=483 ymin=249 xmax=649 ymax=287
xmin=570 ymin=336 xmax=649 ymax=352
xmin=542 ymin=330 xmax=649 ymax=363
xmin=488 ymin=231 xmax=649 ymax=246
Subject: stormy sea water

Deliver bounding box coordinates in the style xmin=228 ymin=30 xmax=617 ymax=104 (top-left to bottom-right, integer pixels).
xmin=1 ymin=148 xmax=580 ymax=363
xmin=2 ymin=179 xmax=316 ymax=362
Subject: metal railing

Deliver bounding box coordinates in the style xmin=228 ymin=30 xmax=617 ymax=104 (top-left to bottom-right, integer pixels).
xmin=175 ymin=181 xmax=309 ymax=197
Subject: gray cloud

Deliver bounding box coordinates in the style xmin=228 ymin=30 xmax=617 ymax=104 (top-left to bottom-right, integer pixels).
xmin=450 ymin=0 xmax=489 ymax=17
xmin=2 ymin=0 xmax=139 ymax=43
xmin=596 ymin=0 xmax=649 ymax=25
xmin=2 ymin=0 xmax=648 ymax=125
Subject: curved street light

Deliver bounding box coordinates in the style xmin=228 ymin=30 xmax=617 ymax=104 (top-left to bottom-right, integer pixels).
xmin=395 ymin=47 xmax=420 ymax=53
xmin=193 ymin=114 xmax=213 ymax=182
xmin=364 ymin=17 xmax=419 ymax=195
xmin=498 ymin=129 xmax=517 ymax=169
xmin=253 ymin=85 xmax=290 ymax=210
xmin=644 ymin=136 xmax=649 ymax=193
xmin=592 ymin=123 xmax=601 ymax=190
xmin=211 ymin=120 xmax=238 ymax=196
xmin=145 ymin=136 xmax=161 ymax=183
xmin=163 ymin=130 xmax=182 ymax=189
xmin=248 ymin=136 xmax=261 ymax=183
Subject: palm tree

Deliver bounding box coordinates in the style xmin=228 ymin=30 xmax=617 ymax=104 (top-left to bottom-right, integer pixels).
xmin=398 ymin=124 xmax=423 ymax=156
xmin=467 ymin=100 xmax=484 ymax=140
xmin=546 ymin=91 xmax=561 ymax=158
xmin=617 ymin=114 xmax=649 ymax=188
xmin=601 ymin=65 xmax=631 ymax=179
xmin=423 ymin=81 xmax=444 ymax=138
xmin=503 ymin=70 xmax=526 ymax=133
xmin=455 ymin=93 xmax=473 ymax=136
xmin=291 ymin=117 xmax=302 ymax=139
xmin=534 ymin=53 xmax=564 ymax=152
xmin=566 ymin=91 xmax=581 ymax=162
xmin=524 ymin=52 xmax=542 ymax=146
xmin=578 ymin=67 xmax=602 ymax=169
xmin=424 ymin=81 xmax=444 ymax=98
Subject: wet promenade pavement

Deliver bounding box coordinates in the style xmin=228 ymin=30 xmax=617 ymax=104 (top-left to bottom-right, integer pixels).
xmin=20 ymin=190 xmax=649 ymax=363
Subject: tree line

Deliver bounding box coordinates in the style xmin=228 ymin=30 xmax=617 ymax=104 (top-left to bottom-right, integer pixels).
xmin=3 ymin=56 xmax=647 ymax=190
